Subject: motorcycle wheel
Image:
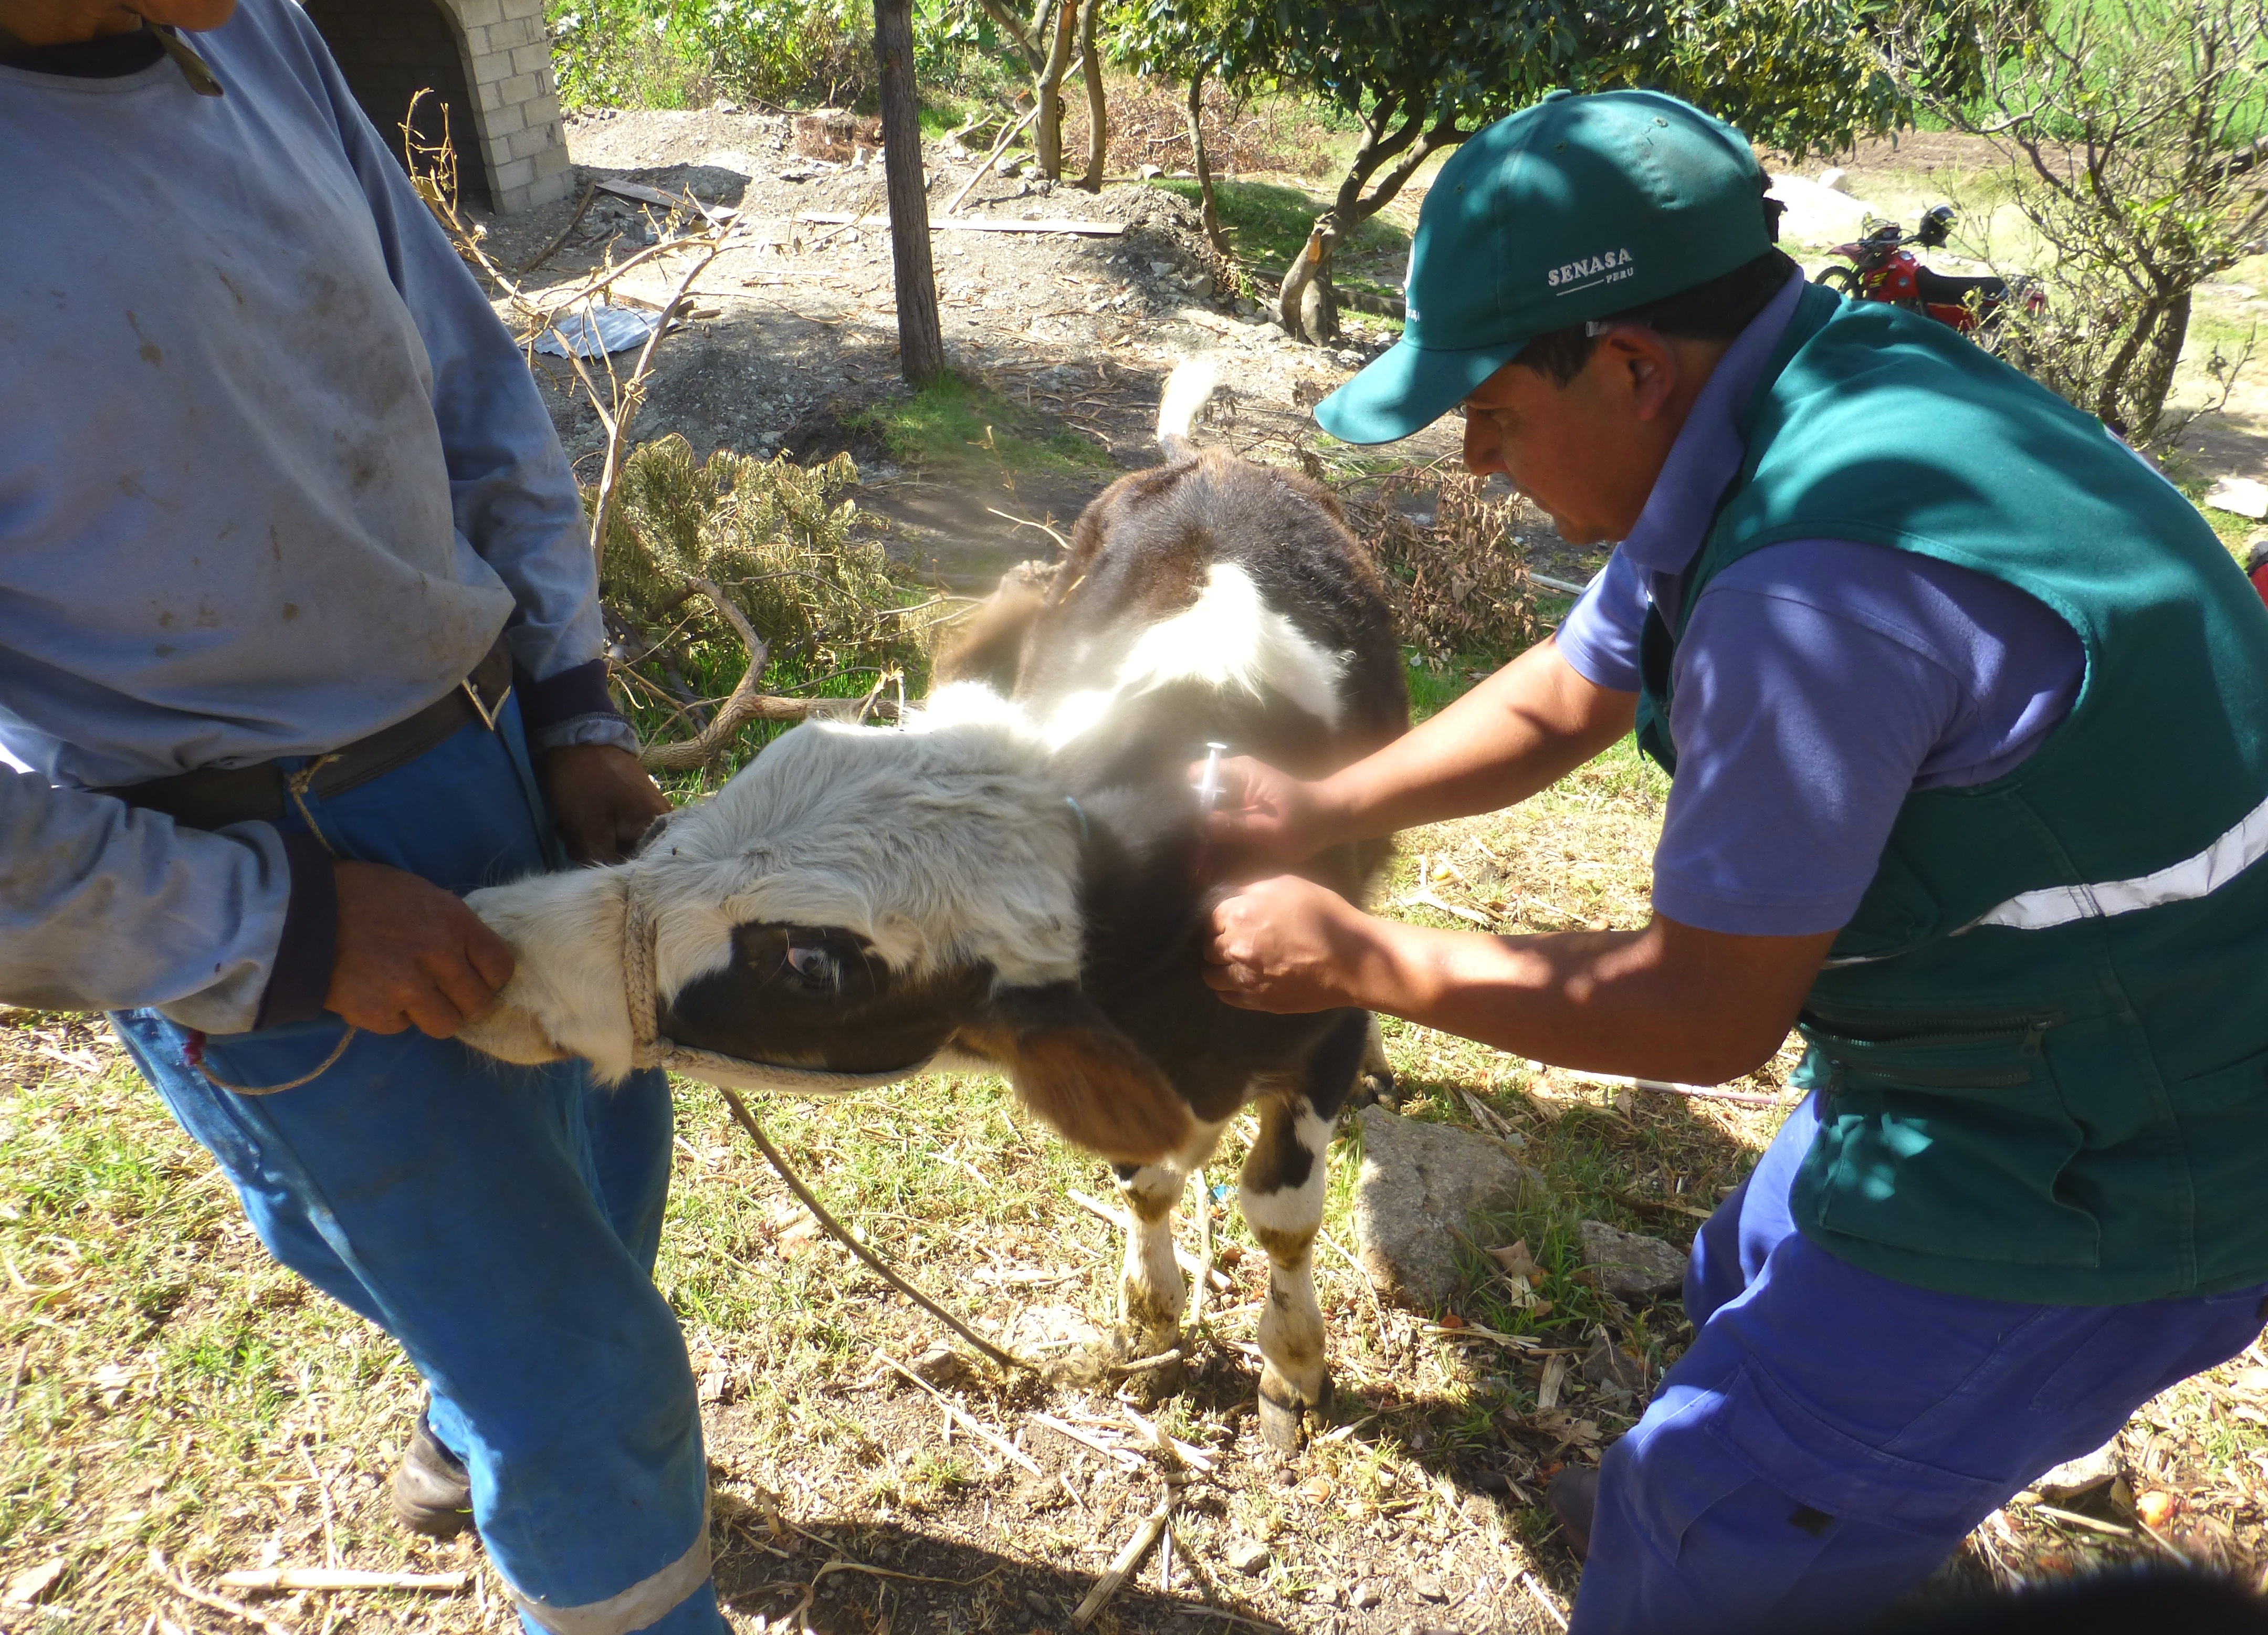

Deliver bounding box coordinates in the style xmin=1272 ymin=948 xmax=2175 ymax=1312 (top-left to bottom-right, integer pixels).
xmin=1815 ymin=265 xmax=1858 ymax=294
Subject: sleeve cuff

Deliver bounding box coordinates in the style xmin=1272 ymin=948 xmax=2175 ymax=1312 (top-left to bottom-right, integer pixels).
xmin=517 ymin=658 xmax=622 ymax=736
xmin=529 ymin=712 xmax=644 ymax=756
xmin=252 ymin=829 xmax=339 ymax=1031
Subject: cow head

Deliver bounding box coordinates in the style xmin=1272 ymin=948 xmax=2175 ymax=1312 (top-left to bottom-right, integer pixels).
xmin=458 ymin=684 xmax=1194 ymax=1164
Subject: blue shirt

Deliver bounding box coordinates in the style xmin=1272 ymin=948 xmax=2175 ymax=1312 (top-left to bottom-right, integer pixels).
xmin=1555 ymin=272 xmax=2087 ymax=936
xmin=0 ymin=1 xmax=631 ymax=1031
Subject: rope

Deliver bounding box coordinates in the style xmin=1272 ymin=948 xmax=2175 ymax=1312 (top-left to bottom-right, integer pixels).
xmin=620 ymin=875 xmax=1033 ymax=1371
xmin=187 ymin=1025 xmax=358 ymax=1096
xmin=716 ymin=1087 xmax=1036 ymax=1374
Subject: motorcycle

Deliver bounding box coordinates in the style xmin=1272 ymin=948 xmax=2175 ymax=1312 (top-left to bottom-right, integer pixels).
xmin=1817 ymin=204 xmax=2045 ymax=336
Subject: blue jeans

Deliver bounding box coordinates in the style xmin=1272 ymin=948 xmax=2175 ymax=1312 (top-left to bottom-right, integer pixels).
xmin=112 ymin=703 xmax=726 ymax=1635
xmin=1571 ymin=1096 xmax=2268 ymax=1635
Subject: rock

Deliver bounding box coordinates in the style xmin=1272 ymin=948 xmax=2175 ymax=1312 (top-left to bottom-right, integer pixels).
xmin=2031 ymin=1435 xmax=2122 ymax=1501
xmin=1139 ymin=162 xmax=1164 ymax=180
xmin=1351 ymin=1582 xmax=1384 ymax=1609
xmin=1580 ymin=1329 xmax=1648 ymax=1393
xmin=909 ymin=1343 xmax=979 ymax=1391
xmin=1413 ymin=1573 xmax=1448 ymax=1602
xmin=1575 ymin=1219 xmax=1688 ymax=1298
xmin=1352 ymin=1106 xmax=1545 ymax=1310
xmin=1815 ymin=165 xmax=1848 ymax=192
xmin=1227 ymin=1539 xmax=1273 ymax=1575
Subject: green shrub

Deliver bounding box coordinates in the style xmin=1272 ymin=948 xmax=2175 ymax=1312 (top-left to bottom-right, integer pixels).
xmin=546 ymin=0 xmax=872 ymax=110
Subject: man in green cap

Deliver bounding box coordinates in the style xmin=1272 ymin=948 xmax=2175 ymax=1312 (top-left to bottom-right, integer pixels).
xmin=1198 ymin=88 xmax=2268 ymax=1630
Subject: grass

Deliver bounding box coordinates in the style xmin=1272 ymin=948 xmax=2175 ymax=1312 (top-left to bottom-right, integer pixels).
xmin=845 ymin=373 xmax=1117 ymax=482
xmin=1144 ymin=179 xmax=1414 ymax=306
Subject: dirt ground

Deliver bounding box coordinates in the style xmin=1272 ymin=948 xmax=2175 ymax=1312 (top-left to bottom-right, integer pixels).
xmin=473 ymin=108 xmax=1490 ymax=599
xmin=6 ymin=110 xmax=2268 ymax=1635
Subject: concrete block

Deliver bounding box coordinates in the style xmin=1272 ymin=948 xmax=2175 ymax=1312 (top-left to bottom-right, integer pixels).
xmin=505 ymin=122 xmax=555 ymax=161
xmin=472 ymin=48 xmax=514 ymax=84
xmin=488 ymin=14 xmax=544 ymax=49
xmin=451 ymin=0 xmax=506 ymax=28
xmin=479 ymin=98 xmax=528 ymax=138
xmin=492 ymin=153 xmax=538 ymax=192
xmin=510 ymin=41 xmax=550 ymax=77
xmin=496 ymin=71 xmax=541 ymax=106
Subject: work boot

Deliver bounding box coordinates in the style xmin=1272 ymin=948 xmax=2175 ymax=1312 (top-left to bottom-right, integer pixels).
xmin=390 ymin=1410 xmax=474 ymax=1539
xmin=1549 ymin=1464 xmax=1601 ymax=1560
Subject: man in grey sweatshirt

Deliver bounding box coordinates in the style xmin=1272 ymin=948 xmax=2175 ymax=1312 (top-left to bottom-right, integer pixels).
xmin=1 ymin=3 xmax=727 ymax=1630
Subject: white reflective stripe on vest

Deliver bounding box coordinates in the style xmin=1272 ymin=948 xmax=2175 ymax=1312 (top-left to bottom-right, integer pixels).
xmin=508 ymin=1510 xmax=711 ymax=1635
xmin=1967 ymin=787 xmax=2268 ymax=932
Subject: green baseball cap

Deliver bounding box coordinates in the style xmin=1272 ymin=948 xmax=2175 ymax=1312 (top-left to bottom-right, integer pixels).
xmin=1316 ymin=89 xmax=1770 ymax=446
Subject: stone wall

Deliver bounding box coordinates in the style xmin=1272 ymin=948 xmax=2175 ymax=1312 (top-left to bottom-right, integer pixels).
xmin=303 ymin=0 xmax=574 ymax=215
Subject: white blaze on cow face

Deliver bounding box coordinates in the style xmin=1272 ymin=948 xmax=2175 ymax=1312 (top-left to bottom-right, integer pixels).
xmin=1043 ymin=561 xmax=1349 ymax=749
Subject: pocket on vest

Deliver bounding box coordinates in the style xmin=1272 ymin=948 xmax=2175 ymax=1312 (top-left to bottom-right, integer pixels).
xmin=1801 ymin=1011 xmax=2101 ymax=1269
xmin=2168 ymin=1043 xmax=2268 ymax=1289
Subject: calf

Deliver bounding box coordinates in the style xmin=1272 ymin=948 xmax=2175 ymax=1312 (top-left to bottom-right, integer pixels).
xmin=459 ymin=362 xmax=1409 ymax=1447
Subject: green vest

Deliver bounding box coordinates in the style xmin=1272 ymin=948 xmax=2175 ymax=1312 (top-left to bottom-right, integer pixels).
xmin=1637 ymin=282 xmax=2268 ymax=1304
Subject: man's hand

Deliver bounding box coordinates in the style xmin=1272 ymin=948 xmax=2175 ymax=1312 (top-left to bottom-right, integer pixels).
xmin=1195 ymin=757 xmax=1341 ymax=866
xmin=328 ymin=861 xmax=517 ymax=1037
xmin=540 ymin=744 xmax=672 ymax=865
xmin=1202 ymin=875 xmax=1392 ymax=1012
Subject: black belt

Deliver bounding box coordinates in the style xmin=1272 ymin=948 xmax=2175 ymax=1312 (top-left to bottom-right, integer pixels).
xmin=101 ymin=638 xmax=515 ymax=830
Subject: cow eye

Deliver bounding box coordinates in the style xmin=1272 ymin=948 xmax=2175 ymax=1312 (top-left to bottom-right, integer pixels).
xmin=783 ymin=944 xmax=839 ymax=990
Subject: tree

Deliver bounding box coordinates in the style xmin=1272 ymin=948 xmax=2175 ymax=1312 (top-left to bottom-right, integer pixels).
xmin=875 ymin=0 xmax=946 ymax=384
xmin=960 ymin=0 xmax=1107 ymax=182
xmin=1128 ymin=0 xmax=1941 ymax=344
xmin=1889 ymin=0 xmax=2267 ymax=442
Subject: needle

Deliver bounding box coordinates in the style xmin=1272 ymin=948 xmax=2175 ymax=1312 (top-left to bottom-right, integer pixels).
xmin=1195 ymin=741 xmax=1228 ymax=819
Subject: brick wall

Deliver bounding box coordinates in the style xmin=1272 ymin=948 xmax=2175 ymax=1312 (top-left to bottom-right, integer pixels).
xmin=303 ymin=0 xmax=574 ymax=216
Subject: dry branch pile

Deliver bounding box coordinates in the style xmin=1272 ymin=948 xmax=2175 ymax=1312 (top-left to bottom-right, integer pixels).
xmin=1350 ymin=469 xmax=1540 ymax=662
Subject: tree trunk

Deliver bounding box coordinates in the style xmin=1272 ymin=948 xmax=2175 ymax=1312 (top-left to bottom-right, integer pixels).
xmin=874 ymin=0 xmax=944 ymax=385
xmin=1276 ymin=216 xmax=1343 ymax=343
xmin=1186 ymin=74 xmax=1230 ymax=255
xmin=2127 ymin=287 xmax=2191 ymax=440
xmin=1076 ymin=0 xmax=1106 ymax=191
xmin=1275 ymin=99 xmax=1460 ymax=345
xmin=1032 ymin=0 xmax=1077 ymax=179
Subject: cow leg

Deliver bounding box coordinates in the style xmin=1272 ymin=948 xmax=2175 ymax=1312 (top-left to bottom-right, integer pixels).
xmin=1239 ymin=1091 xmax=1337 ymax=1452
xmin=1110 ymin=1120 xmax=1226 ymax=1362
xmin=1354 ymin=1013 xmax=1398 ymax=1108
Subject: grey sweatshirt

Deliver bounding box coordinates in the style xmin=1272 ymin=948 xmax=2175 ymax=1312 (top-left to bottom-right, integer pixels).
xmin=0 ymin=0 xmax=626 ymax=1032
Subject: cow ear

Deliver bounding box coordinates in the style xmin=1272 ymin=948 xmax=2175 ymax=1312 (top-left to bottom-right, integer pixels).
xmin=960 ymin=983 xmax=1192 ymax=1166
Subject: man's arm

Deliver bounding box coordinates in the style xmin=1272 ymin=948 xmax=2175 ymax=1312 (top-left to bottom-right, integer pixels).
xmin=1204 ymin=877 xmax=1832 ymax=1084
xmin=1208 ymin=636 xmax=1636 ymax=861
xmin=289 ymin=9 xmax=669 ymax=860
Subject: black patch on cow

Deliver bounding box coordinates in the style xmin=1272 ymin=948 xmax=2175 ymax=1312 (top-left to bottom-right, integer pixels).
xmin=661 ymin=924 xmax=992 ymax=1073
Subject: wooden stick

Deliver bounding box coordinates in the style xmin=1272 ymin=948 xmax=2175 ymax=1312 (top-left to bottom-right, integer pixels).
xmin=874 ymin=1351 xmax=1044 ymax=1475
xmin=1185 ymin=1167 xmax=1214 ymax=1329
xmin=1550 ymin=1066 xmax=1793 ymax=1108
xmin=947 ymin=103 xmax=1044 ymax=213
xmin=1072 ymin=1496 xmax=1171 ymax=1627
xmin=215 ymin=1570 xmax=469 ymax=1593
xmin=149 ymin=1549 xmax=297 ymax=1635
xmin=1520 ymin=1571 xmax=1570 ymax=1631
xmin=718 ymin=1088 xmax=1035 ymax=1372
xmin=1031 ymin=1412 xmax=1141 ymax=1469
xmin=514 ymin=181 xmax=598 ymax=276
xmin=795 ymin=212 xmax=1125 ymax=236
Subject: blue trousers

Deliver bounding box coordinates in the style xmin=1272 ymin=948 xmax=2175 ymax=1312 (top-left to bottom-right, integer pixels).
xmin=1571 ymin=1096 xmax=2268 ymax=1634
xmin=111 ymin=704 xmax=727 ymax=1635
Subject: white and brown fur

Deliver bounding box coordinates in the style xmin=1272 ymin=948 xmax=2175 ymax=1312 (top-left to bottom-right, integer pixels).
xmin=459 ymin=360 xmax=1409 ymax=1447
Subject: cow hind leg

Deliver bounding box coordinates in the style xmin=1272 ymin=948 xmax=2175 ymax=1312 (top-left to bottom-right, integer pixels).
xmin=1239 ymin=1091 xmax=1338 ymax=1452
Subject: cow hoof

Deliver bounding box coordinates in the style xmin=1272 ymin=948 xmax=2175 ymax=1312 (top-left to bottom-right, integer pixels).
xmin=1256 ymin=1388 xmax=1306 ymax=1452
xmin=1108 ymin=1330 xmax=1185 ymax=1402
xmin=1352 ymin=1066 xmax=1400 ymax=1110
xmin=1256 ymin=1375 xmax=1330 ymax=1453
